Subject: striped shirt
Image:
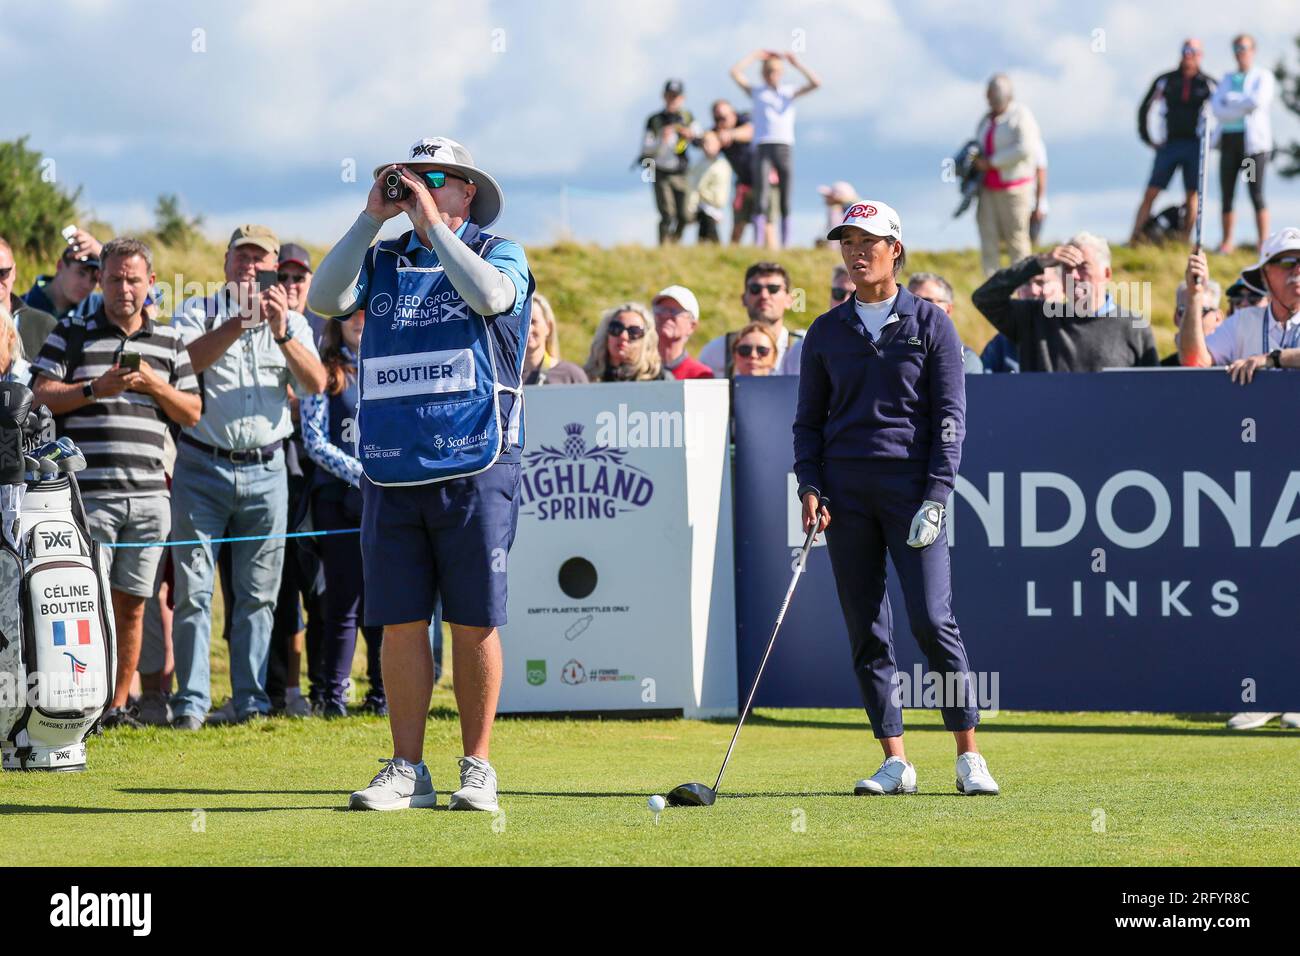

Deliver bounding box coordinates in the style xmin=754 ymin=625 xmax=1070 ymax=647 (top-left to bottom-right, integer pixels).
xmin=31 ymin=309 xmax=199 ymax=499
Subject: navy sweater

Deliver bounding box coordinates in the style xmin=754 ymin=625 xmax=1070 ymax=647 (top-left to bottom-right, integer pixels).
xmin=792 ymin=285 xmax=966 ymax=505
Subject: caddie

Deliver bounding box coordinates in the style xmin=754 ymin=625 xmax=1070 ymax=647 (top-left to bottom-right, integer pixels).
xmin=310 ymin=137 xmax=533 ymax=812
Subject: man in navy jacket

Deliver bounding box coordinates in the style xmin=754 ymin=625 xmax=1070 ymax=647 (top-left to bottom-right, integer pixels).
xmin=794 ymin=200 xmax=1000 ymax=798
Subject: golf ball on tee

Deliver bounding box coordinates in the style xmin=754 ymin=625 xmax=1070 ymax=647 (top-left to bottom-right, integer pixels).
xmin=647 ymin=794 xmax=666 ymax=812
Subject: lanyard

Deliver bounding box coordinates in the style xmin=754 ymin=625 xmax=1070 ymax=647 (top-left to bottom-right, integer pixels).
xmin=1263 ymin=307 xmax=1300 ymax=353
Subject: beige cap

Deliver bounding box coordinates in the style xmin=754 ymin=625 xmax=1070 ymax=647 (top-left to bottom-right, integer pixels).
xmin=228 ymin=224 xmax=280 ymax=256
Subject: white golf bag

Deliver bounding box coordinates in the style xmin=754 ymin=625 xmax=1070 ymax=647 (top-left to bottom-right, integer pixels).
xmin=0 ymin=383 xmax=116 ymax=771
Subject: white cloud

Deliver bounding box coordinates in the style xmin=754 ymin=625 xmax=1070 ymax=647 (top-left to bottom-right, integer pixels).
xmin=2 ymin=0 xmax=1298 ymax=251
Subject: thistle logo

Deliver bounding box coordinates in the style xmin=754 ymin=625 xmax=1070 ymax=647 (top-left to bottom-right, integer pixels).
xmin=63 ymin=652 xmax=88 ymax=686
xmin=526 ymin=660 xmax=547 ymax=686
xmin=520 ymin=422 xmax=654 ymax=521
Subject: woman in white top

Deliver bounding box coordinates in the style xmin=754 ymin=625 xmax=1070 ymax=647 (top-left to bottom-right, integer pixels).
xmin=730 ymin=49 xmax=821 ymax=249
xmin=1211 ymin=34 xmax=1275 ymax=253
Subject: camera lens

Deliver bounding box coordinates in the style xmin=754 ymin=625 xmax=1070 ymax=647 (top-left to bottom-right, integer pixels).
xmin=384 ymin=171 xmax=406 ymax=201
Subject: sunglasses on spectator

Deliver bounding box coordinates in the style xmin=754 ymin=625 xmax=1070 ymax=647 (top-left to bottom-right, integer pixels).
xmin=1177 ymin=306 xmax=1220 ymax=318
xmin=735 ymin=343 xmax=772 ymax=358
xmin=607 ymin=320 xmax=646 ymax=340
xmin=1230 ymin=293 xmax=1265 ymax=305
xmin=0 ymin=266 xmax=12 ymax=281
xmin=830 ymin=287 xmax=853 ymax=302
xmin=1233 ymin=43 xmax=1251 ymax=53
xmin=1182 ymin=45 xmax=1201 ymax=56
xmin=1266 ymin=256 xmax=1300 ymax=271
xmin=277 ymin=272 xmax=307 ymax=284
xmin=916 ymin=295 xmax=952 ymax=306
xmin=747 ymin=282 xmax=785 ymax=296
xmin=421 ymin=170 xmax=472 ymax=189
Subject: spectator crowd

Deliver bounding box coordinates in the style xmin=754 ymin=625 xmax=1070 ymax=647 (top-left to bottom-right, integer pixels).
xmin=0 ymin=30 xmax=1296 ymax=734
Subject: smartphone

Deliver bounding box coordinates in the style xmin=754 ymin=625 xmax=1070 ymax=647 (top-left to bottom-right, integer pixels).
xmin=119 ymin=352 xmax=141 ymax=371
xmin=256 ymin=269 xmax=279 ymax=292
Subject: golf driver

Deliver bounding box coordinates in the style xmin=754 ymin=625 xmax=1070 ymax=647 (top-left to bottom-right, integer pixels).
xmin=1193 ymin=104 xmax=1209 ymax=255
xmin=666 ymin=521 xmax=820 ymax=807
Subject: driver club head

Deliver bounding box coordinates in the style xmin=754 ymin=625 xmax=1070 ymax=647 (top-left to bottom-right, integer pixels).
xmin=665 ymin=782 xmax=717 ymax=808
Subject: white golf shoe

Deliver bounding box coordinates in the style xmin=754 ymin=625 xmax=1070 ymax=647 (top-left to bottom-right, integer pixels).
xmin=450 ymin=756 xmax=500 ymax=811
xmin=854 ymin=756 xmax=917 ymax=796
xmin=1227 ymin=712 xmax=1281 ymax=730
xmin=1281 ymin=714 xmax=1300 ymax=729
xmin=348 ymin=758 xmax=438 ymax=811
xmin=955 ymin=751 xmax=1000 ymax=795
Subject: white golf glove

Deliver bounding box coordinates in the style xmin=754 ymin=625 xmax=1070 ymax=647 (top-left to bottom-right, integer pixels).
xmin=906 ymin=500 xmax=945 ymax=549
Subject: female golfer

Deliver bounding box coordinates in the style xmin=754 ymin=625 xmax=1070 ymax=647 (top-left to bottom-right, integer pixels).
xmin=793 ymin=201 xmax=1000 ymax=796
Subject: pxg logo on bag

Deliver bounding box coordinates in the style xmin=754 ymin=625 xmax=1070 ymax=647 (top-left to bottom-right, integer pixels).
xmin=363 ymin=349 xmax=476 ymax=399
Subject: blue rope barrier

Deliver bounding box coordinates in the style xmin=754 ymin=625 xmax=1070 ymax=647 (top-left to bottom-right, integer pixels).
xmin=105 ymin=527 xmax=360 ymax=549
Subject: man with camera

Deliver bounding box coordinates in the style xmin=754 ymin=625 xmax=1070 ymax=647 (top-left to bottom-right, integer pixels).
xmin=167 ymin=225 xmax=325 ymax=730
xmin=310 ymin=137 xmax=532 ymax=812
xmin=24 ymin=228 xmax=103 ymax=324
xmin=30 ymin=237 xmax=202 ymax=729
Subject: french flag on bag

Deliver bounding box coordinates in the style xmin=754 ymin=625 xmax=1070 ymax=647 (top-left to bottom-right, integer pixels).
xmin=53 ymin=620 xmax=92 ymax=646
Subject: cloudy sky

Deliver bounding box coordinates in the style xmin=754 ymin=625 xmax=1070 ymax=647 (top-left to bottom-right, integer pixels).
xmin=4 ymin=0 xmax=1298 ymax=251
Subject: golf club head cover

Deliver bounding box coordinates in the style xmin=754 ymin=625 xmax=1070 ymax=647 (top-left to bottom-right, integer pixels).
xmin=22 ymin=403 xmax=55 ymax=454
xmin=0 ymin=382 xmax=34 ymax=485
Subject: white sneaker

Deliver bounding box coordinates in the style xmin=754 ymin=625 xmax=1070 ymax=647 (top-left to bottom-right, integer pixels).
xmin=348 ymin=758 xmax=438 ymax=811
xmin=1280 ymin=713 xmax=1300 ymax=729
xmin=1227 ymin=712 xmax=1281 ymax=730
xmin=450 ymin=756 xmax=499 ymax=811
xmin=955 ymin=752 xmax=999 ymax=795
xmin=854 ymin=756 xmax=917 ymax=796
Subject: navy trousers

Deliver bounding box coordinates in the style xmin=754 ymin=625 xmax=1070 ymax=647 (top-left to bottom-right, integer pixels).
xmin=822 ymin=462 xmax=979 ymax=738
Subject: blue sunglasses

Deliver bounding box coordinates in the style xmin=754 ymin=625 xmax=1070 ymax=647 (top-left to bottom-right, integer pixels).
xmin=420 ymin=170 xmax=473 ymax=189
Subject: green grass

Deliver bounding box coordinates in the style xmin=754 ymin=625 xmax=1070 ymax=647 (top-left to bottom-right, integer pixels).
xmin=3 ymin=708 xmax=1296 ymax=866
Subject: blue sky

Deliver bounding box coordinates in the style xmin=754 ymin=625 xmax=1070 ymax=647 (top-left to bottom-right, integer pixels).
xmin=3 ymin=0 xmax=1297 ymax=251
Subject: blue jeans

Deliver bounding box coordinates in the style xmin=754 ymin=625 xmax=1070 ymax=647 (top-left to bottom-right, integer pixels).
xmin=170 ymin=441 xmax=288 ymax=720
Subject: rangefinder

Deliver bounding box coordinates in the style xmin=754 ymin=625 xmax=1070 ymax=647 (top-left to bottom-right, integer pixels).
xmin=384 ymin=170 xmax=409 ymax=203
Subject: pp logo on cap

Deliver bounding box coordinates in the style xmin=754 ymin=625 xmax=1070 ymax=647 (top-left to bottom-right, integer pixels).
xmin=845 ymin=203 xmax=877 ymax=219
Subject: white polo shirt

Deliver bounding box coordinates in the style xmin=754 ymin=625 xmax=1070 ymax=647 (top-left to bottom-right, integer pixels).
xmin=1203 ymin=303 xmax=1300 ymax=364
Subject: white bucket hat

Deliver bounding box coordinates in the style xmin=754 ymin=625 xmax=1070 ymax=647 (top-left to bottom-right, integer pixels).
xmin=1240 ymin=227 xmax=1300 ymax=295
xmin=374 ymin=137 xmax=504 ymax=229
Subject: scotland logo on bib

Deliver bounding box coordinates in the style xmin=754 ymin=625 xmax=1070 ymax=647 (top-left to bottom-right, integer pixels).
xmin=356 ymin=222 xmax=533 ymax=486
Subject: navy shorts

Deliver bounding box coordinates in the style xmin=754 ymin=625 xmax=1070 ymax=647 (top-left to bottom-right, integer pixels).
xmin=360 ymin=462 xmax=521 ymax=629
xmin=1148 ymin=138 xmax=1200 ymax=193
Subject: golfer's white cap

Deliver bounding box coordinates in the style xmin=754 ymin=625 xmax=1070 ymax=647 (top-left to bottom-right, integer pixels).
xmin=653 ymin=285 xmax=700 ymax=322
xmin=827 ymin=200 xmax=902 ymax=242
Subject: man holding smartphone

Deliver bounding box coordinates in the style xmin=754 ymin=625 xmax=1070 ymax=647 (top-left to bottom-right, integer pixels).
xmin=166 ymin=225 xmax=326 ymax=729
xmin=30 ymin=237 xmax=202 ymax=728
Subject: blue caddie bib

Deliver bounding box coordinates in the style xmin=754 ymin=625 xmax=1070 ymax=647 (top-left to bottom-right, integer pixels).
xmin=356 ymin=222 xmax=533 ymax=486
